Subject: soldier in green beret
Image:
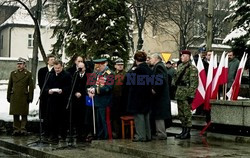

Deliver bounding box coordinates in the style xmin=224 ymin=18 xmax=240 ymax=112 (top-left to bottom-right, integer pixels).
xmin=172 ymin=50 xmax=198 ymax=139
xmin=7 ymin=57 xmax=34 ymax=136
xmin=87 ymin=58 xmax=114 ymax=139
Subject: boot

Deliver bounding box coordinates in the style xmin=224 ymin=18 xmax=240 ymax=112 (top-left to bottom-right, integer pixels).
xmin=175 ymin=127 xmax=186 ymax=139
xmin=180 ymin=127 xmax=191 ymax=139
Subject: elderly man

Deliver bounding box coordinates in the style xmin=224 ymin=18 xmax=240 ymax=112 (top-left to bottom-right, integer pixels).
xmin=88 ymin=58 xmax=114 ymax=140
xmin=172 ymin=50 xmax=198 ymax=139
xmin=7 ymin=57 xmax=34 ymax=136
xmin=150 ymin=54 xmax=171 ymax=140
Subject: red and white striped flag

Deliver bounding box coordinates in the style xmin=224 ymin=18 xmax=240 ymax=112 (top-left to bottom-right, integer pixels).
xmin=204 ymin=52 xmax=214 ymax=110
xmin=213 ymin=54 xmax=218 ymax=76
xmin=192 ymin=54 xmax=206 ymax=110
xmin=211 ymin=52 xmax=226 ymax=99
xmin=220 ymin=54 xmax=228 ymax=85
xmin=226 ymin=53 xmax=248 ymax=100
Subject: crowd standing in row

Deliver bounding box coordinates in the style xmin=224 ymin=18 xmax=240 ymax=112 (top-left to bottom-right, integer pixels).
xmin=7 ymin=49 xmax=240 ymax=143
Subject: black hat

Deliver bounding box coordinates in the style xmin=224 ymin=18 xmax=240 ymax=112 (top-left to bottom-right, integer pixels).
xmin=115 ymin=58 xmax=124 ymax=65
xmin=17 ymin=57 xmax=27 ymax=64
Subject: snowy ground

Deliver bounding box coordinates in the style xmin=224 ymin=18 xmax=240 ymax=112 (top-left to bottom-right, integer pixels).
xmin=0 ymin=81 xmax=178 ymax=122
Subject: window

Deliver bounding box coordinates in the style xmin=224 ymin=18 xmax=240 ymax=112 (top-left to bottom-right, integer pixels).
xmin=28 ymin=34 xmax=33 ymax=48
xmin=0 ymin=35 xmax=3 ymax=49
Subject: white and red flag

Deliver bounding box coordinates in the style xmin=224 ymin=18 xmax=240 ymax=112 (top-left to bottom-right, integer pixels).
xmin=221 ymin=54 xmax=229 ymax=85
xmin=211 ymin=52 xmax=226 ymax=99
xmin=226 ymin=53 xmax=248 ymax=100
xmin=192 ymin=54 xmax=207 ymax=110
xmin=204 ymin=52 xmax=214 ymax=110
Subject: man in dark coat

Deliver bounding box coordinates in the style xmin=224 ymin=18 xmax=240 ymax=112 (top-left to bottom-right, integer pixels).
xmin=45 ymin=60 xmax=72 ymax=142
xmin=126 ymin=51 xmax=152 ymax=142
xmin=71 ymin=62 xmax=87 ymax=141
xmin=7 ymin=57 xmax=34 ymax=135
xmin=37 ymin=54 xmax=55 ymax=136
xmin=67 ymin=56 xmax=84 ymax=76
xmin=150 ymin=53 xmax=171 ymax=140
xmin=227 ymin=51 xmax=240 ymax=90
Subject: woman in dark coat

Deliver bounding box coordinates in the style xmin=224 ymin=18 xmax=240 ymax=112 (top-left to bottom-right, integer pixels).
xmin=150 ymin=53 xmax=171 ymax=140
xmin=126 ymin=51 xmax=153 ymax=142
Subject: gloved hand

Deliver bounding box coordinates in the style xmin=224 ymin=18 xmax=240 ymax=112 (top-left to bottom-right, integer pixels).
xmin=187 ymin=97 xmax=193 ymax=104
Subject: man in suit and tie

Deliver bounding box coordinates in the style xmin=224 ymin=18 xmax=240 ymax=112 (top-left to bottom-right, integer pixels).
xmin=71 ymin=62 xmax=87 ymax=142
xmin=37 ymin=54 xmax=55 ymax=136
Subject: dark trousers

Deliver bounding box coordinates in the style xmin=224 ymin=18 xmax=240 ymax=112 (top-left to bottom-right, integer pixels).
xmin=96 ymin=107 xmax=107 ymax=139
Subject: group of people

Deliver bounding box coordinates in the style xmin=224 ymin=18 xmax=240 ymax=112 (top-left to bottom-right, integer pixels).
xmin=7 ymin=49 xmax=241 ymax=143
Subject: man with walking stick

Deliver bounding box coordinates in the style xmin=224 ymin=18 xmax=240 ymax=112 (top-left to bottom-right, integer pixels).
xmin=87 ymin=58 xmax=114 ymax=140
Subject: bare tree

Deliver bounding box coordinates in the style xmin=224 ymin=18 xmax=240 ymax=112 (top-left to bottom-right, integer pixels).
xmin=149 ymin=0 xmax=199 ymax=51
xmin=131 ymin=0 xmax=154 ymax=51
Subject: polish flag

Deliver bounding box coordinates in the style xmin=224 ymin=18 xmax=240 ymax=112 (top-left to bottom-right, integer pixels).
xmin=211 ymin=52 xmax=225 ymax=99
xmin=220 ymin=54 xmax=228 ymax=85
xmin=227 ymin=53 xmax=248 ymax=100
xmin=204 ymin=52 xmax=214 ymax=110
xmin=213 ymin=54 xmax=218 ymax=76
xmin=192 ymin=54 xmax=206 ymax=110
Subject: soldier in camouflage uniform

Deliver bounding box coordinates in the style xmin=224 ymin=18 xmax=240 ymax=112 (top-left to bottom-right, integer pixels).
xmin=172 ymin=50 xmax=198 ymax=139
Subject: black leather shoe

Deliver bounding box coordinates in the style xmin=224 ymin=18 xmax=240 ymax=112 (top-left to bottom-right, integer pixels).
xmin=180 ymin=127 xmax=191 ymax=139
xmin=175 ymin=127 xmax=186 ymax=139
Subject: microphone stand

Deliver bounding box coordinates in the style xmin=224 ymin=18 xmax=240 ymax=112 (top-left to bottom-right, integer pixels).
xmin=55 ymin=70 xmax=79 ymax=150
xmin=27 ymin=71 xmax=51 ymax=147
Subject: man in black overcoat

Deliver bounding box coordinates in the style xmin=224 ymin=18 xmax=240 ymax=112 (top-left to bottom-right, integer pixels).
xmin=45 ymin=60 xmax=72 ymax=143
xmin=37 ymin=54 xmax=55 ymax=136
xmin=150 ymin=53 xmax=171 ymax=140
xmin=71 ymin=62 xmax=87 ymax=141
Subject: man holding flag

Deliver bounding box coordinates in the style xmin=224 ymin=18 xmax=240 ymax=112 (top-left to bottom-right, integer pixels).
xmin=172 ymin=50 xmax=198 ymax=139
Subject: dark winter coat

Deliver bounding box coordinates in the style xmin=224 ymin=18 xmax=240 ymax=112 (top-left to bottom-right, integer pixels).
xmin=151 ymin=61 xmax=171 ymax=120
xmin=7 ymin=69 xmax=34 ymax=115
xmin=126 ymin=62 xmax=152 ymax=114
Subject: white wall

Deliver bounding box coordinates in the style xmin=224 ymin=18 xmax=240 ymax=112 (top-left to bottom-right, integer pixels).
xmin=6 ymin=26 xmax=57 ymax=59
xmin=133 ymin=22 xmax=179 ymax=59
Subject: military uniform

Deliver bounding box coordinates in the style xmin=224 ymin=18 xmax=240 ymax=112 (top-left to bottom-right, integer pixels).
xmin=172 ymin=50 xmax=198 ymax=139
xmin=111 ymin=58 xmax=126 ymax=138
xmin=7 ymin=58 xmax=34 ymax=135
xmin=89 ymin=58 xmax=114 ymax=139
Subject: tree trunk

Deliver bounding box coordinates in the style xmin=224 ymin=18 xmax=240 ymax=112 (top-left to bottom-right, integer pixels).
xmin=31 ymin=0 xmax=42 ymax=86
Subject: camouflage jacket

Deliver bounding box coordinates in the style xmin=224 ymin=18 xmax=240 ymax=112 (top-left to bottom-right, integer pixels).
xmin=172 ymin=62 xmax=198 ymax=100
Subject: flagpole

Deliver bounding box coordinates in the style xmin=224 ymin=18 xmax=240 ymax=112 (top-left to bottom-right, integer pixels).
xmin=224 ymin=83 xmax=227 ymax=100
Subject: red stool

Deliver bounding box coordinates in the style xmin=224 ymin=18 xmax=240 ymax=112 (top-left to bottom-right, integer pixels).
xmin=120 ymin=116 xmax=134 ymax=139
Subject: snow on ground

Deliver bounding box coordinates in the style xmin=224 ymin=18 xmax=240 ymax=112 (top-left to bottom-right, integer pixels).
xmin=0 ymin=81 xmax=178 ymax=122
xmin=0 ymin=84 xmax=39 ymax=122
